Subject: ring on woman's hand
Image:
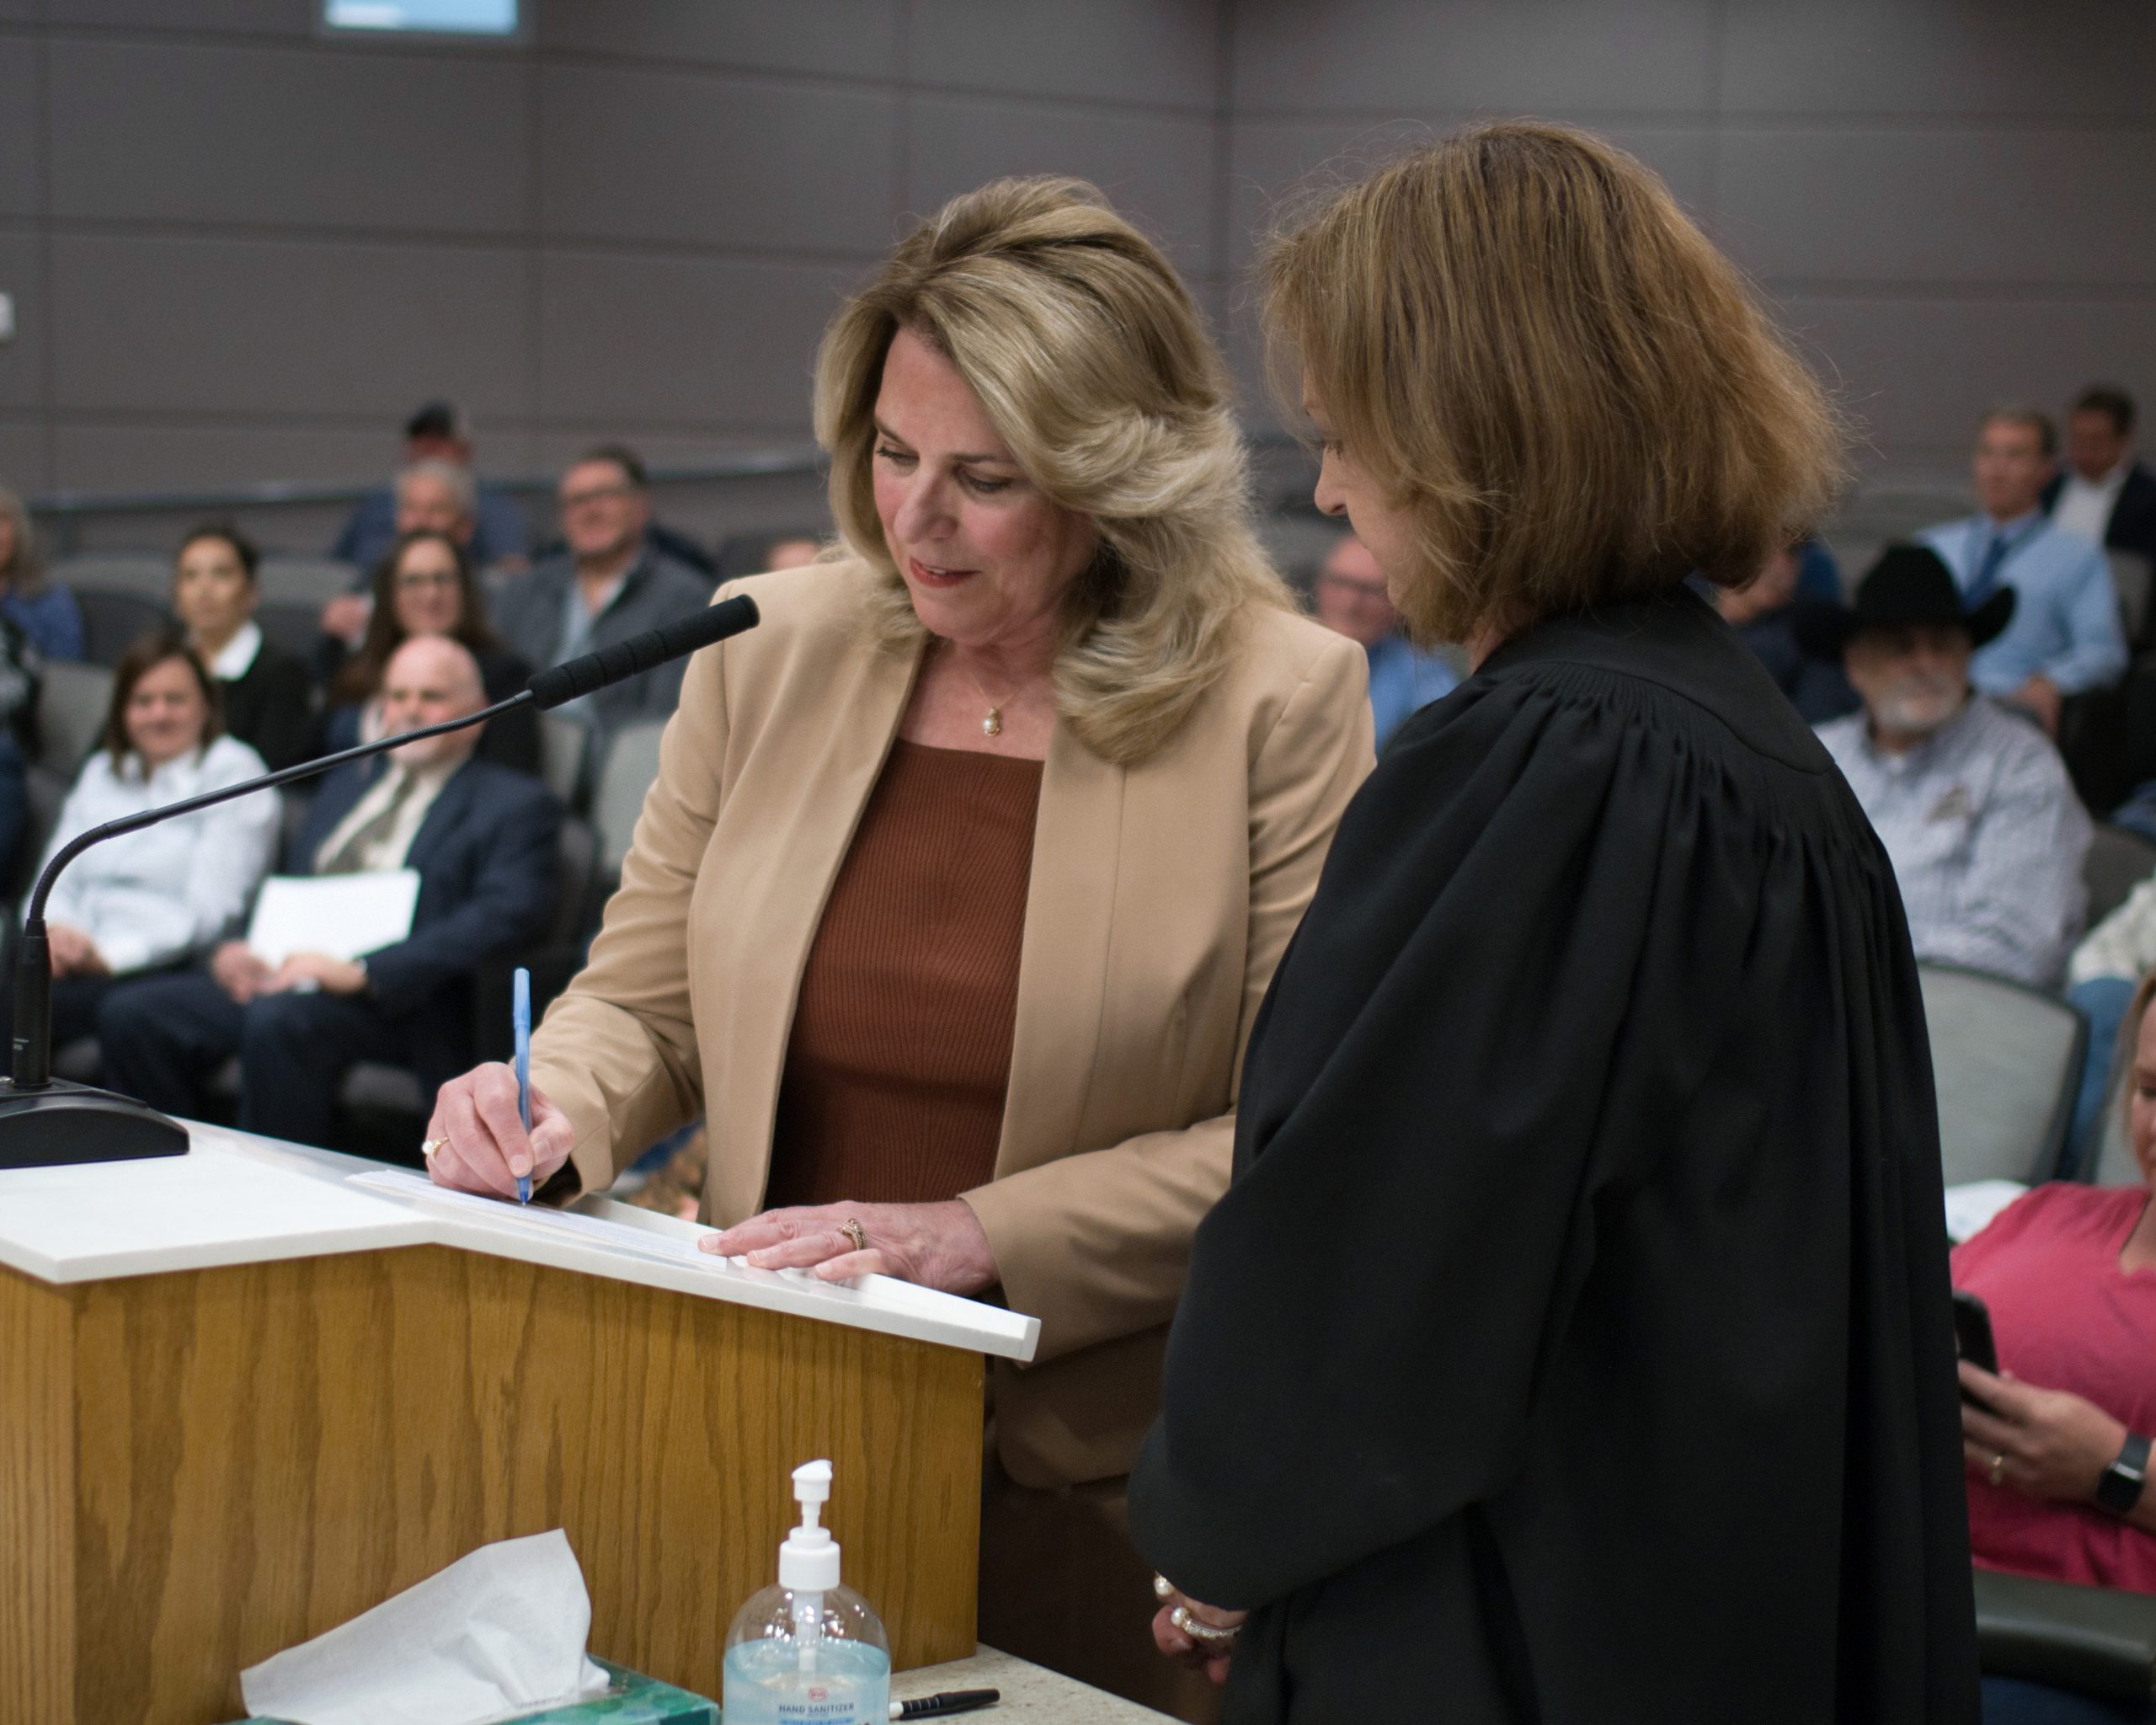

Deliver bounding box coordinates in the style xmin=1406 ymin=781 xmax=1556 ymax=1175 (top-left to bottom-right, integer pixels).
xmin=1988 ymin=1451 xmax=2008 ymax=1487
xmin=840 ymin=1218 xmax=868 ymax=1253
xmin=419 ymin=1136 xmax=447 ymax=1160
xmin=1171 ymin=1605 xmax=1239 ymax=1648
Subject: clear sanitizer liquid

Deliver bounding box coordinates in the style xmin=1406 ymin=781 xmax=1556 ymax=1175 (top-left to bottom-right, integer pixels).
xmin=723 ymin=1461 xmax=891 ymax=1725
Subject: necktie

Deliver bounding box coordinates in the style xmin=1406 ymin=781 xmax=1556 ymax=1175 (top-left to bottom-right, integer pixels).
xmin=1966 ymin=532 xmax=2011 ymax=607
xmin=317 ymin=769 xmax=419 ymax=874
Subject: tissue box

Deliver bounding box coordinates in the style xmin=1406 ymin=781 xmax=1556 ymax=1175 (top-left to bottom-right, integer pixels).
xmin=229 ymin=1657 xmax=719 ymax=1725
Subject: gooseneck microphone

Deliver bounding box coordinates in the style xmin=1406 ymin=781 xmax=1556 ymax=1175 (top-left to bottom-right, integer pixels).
xmin=0 ymin=593 xmax=759 ymax=1170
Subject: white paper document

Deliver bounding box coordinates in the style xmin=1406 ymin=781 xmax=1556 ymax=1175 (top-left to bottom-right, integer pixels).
xmin=247 ymin=869 xmax=420 ymax=964
xmin=240 ymin=1528 xmax=608 ymax=1725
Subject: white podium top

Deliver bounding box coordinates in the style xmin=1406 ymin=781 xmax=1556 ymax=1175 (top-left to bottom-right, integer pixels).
xmin=0 ymin=1123 xmax=1038 ymax=1362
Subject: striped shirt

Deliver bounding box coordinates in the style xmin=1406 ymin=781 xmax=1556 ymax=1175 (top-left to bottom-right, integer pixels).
xmin=1817 ymin=694 xmax=2090 ymax=989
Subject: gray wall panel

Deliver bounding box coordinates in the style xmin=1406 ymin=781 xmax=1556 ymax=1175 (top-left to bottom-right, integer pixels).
xmin=1230 ymin=0 xmax=1716 ymax=118
xmin=1228 ymin=117 xmax=1714 ymax=273
xmin=0 ymin=420 xmax=45 ymax=492
xmin=1722 ymin=0 xmax=2156 ymax=120
xmin=1780 ymin=293 xmax=2156 ymax=469
xmin=3 ymin=0 xmax=2145 ymax=509
xmin=538 ymin=0 xmax=901 ymax=82
xmin=50 ymin=422 xmax=408 ymax=492
xmin=44 ymin=0 xmax=312 ymax=32
xmin=539 ymin=62 xmax=895 ymax=254
xmin=909 ymin=94 xmax=1217 ymax=276
xmin=907 ymin=0 xmax=1219 ymax=110
xmin=0 ymin=37 xmax=40 ymax=220
xmin=539 ymin=249 xmax=860 ymax=429
xmin=0 ymin=231 xmax=44 ymax=411
xmin=48 ymin=38 xmax=532 ymax=232
xmin=1720 ymin=130 xmax=2156 ymax=287
xmin=51 ymin=233 xmax=533 ymax=417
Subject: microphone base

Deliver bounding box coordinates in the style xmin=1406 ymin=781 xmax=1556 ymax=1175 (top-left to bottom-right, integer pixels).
xmin=0 ymin=1078 xmax=189 ymax=1169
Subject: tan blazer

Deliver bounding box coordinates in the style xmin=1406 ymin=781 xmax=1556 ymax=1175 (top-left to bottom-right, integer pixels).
xmin=531 ymin=560 xmax=1373 ymax=1486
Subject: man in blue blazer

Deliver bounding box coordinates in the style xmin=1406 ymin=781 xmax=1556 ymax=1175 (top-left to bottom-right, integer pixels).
xmin=99 ymin=638 xmax=562 ymax=1149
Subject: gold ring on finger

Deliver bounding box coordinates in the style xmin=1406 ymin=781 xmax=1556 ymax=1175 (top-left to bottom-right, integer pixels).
xmin=841 ymin=1218 xmax=867 ymax=1253
xmin=1988 ymin=1451 xmax=2008 ymax=1488
xmin=420 ymin=1136 xmax=448 ymax=1160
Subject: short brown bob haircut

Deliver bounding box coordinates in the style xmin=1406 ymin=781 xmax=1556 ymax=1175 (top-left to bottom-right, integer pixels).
xmin=104 ymin=631 xmax=223 ymax=771
xmin=1263 ymin=120 xmax=1845 ymax=645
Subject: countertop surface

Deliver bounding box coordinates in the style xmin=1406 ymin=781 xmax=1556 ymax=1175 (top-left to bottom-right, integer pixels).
xmin=0 ymin=1121 xmax=1037 ymax=1359
xmin=893 ymin=1647 xmax=1177 ymax=1722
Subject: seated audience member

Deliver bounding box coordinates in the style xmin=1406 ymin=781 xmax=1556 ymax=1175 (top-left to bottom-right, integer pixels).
xmin=493 ymin=446 xmax=713 ymax=773
xmin=319 ymin=457 xmax=485 ymax=649
xmin=1711 ymin=540 xmax=1860 ymax=723
xmin=330 ymin=401 xmax=529 ymax=574
xmin=1953 ymin=968 xmax=2156 ymax=1725
xmin=1816 ymin=545 xmax=2089 ymax=990
xmin=99 ymin=637 xmax=561 ymax=1150
xmin=763 ymin=534 xmax=822 ymax=571
xmin=0 ymin=483 xmax=85 ymax=662
xmin=2 ymin=633 xmax=279 ymax=1054
xmin=320 ymin=529 xmax=539 ymax=777
xmin=1310 ymin=531 xmax=1456 ymax=747
xmin=1919 ymin=408 xmax=2127 ymax=734
xmin=172 ymin=523 xmax=313 ymax=771
xmin=2064 ymin=877 xmax=2156 ymax=1169
xmin=2044 ymin=384 xmax=2156 ymax=577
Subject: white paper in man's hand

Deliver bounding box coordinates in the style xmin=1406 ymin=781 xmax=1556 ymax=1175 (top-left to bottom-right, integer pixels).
xmin=238 ymin=1528 xmax=609 ymax=1725
xmin=246 ymin=870 xmax=419 ymax=965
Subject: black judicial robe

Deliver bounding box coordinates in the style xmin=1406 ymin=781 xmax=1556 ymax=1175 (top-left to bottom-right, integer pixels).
xmin=1129 ymin=588 xmax=1978 ymax=1723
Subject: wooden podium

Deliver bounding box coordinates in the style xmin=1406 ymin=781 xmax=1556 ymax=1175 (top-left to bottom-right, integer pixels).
xmin=0 ymin=1126 xmax=1038 ymax=1725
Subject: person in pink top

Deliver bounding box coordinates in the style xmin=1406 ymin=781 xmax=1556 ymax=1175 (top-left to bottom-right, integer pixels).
xmin=1954 ymin=969 xmax=2156 ymax=1721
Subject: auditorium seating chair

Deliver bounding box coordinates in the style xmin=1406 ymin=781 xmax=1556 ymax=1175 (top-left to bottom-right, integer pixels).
xmin=49 ymin=552 xmax=169 ymax=599
xmin=2084 ymin=824 xmax=2156 ymax=926
xmin=1919 ymin=963 xmax=2086 ymax=1185
xmin=75 ymin=589 xmax=170 ymax=667
xmin=35 ymin=661 xmax=113 ymax=777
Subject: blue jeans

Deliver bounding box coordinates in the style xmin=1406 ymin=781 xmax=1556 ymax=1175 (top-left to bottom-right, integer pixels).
xmin=2067 ymin=975 xmax=2137 ymax=1178
xmin=1984 ymin=1674 xmax=2156 ymax=1723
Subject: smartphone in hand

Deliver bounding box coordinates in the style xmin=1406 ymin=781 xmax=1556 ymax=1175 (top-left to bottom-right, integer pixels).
xmin=1953 ymin=1289 xmax=2000 ymax=1408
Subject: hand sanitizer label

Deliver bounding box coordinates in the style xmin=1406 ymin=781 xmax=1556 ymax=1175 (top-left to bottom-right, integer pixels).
xmin=776 ymin=1689 xmax=859 ymax=1722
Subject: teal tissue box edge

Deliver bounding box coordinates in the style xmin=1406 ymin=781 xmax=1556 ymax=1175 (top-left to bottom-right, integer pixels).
xmin=228 ymin=1656 xmax=719 ymax=1724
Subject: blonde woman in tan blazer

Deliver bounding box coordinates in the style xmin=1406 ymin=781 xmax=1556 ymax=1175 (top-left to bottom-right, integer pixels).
xmin=425 ymin=178 xmax=1369 ymax=1708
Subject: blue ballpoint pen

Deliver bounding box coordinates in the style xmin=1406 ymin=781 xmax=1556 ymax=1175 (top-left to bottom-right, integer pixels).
xmin=513 ymin=965 xmax=532 ymax=1204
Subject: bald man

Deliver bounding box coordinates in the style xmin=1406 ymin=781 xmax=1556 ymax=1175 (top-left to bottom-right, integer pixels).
xmin=99 ymin=638 xmax=562 ymax=1150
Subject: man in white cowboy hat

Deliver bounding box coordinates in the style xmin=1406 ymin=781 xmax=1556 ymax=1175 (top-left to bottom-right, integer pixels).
xmin=1816 ymin=542 xmax=2089 ymax=990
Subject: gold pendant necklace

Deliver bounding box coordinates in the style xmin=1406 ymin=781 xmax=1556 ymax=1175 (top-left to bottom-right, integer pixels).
xmin=953 ymin=649 xmax=1009 ymax=737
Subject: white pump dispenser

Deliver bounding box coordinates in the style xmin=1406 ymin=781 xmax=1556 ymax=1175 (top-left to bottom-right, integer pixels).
xmin=722 ymin=1458 xmax=890 ymax=1723
xmin=780 ymin=1461 xmax=841 ymax=1592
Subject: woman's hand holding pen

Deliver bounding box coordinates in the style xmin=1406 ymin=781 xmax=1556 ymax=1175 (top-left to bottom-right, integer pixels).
xmin=426 ymin=1062 xmax=575 ymax=1199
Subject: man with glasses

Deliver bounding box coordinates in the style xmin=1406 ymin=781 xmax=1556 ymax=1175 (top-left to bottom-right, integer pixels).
xmin=1310 ymin=531 xmax=1458 ymax=748
xmin=494 ymin=446 xmax=714 ymax=786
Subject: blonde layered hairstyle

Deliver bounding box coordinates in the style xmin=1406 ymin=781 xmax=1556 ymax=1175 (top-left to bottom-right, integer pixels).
xmin=1264 ymin=121 xmax=1845 ymax=645
xmin=814 ymin=177 xmax=1289 ymax=766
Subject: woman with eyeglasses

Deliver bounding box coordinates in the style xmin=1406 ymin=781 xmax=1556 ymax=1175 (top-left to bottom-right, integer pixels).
xmin=318 ymin=527 xmax=540 ymax=776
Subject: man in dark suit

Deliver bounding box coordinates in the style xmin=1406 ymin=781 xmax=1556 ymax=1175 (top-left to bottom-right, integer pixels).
xmin=2042 ymin=384 xmax=2156 ymax=569
xmin=99 ymin=637 xmax=561 ymax=1149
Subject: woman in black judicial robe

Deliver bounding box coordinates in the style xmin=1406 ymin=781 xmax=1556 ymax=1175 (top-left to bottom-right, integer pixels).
xmin=1129 ymin=123 xmax=1980 ymax=1723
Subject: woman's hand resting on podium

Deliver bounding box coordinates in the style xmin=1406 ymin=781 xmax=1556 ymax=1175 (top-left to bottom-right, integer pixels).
xmin=424 ymin=1061 xmax=576 ymax=1199
xmin=700 ymin=1199 xmax=999 ymax=1296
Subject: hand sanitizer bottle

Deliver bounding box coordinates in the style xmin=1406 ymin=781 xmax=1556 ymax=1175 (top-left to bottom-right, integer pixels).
xmin=723 ymin=1460 xmax=891 ymax=1723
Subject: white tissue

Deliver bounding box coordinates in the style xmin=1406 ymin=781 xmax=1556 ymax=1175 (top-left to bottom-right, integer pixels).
xmin=240 ymin=1529 xmax=611 ymax=1725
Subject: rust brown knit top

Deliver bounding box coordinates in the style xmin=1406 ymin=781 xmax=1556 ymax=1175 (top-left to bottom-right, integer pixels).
xmin=764 ymin=740 xmax=1044 ymax=1210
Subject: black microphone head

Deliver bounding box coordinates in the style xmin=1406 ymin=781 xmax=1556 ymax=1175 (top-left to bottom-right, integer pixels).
xmin=528 ymin=594 xmax=760 ymax=710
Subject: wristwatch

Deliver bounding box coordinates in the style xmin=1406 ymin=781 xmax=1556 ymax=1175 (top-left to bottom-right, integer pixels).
xmin=2095 ymin=1431 xmax=2150 ymax=1517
